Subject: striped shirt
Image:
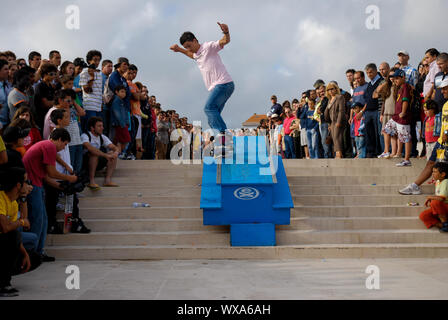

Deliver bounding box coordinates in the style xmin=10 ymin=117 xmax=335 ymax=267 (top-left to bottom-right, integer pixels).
xmin=401 ymin=64 xmax=418 ymax=88
xmin=79 ymin=69 xmax=103 ymax=112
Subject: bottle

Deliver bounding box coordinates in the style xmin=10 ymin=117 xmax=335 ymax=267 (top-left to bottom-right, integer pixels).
xmin=132 ymin=202 xmax=150 ymax=208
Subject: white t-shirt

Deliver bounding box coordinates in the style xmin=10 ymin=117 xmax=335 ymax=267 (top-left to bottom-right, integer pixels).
xmin=193 ymin=41 xmax=233 ymax=91
xmin=81 ymin=132 xmax=112 ymax=151
xmin=56 ymin=145 xmax=72 ymax=176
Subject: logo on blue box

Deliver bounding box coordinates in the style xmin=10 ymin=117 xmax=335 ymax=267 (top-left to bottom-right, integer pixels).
xmin=234 ymin=187 xmax=260 ymax=200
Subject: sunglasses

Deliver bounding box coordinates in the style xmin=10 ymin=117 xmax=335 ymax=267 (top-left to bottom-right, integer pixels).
xmin=25 ymin=179 xmax=32 ymax=185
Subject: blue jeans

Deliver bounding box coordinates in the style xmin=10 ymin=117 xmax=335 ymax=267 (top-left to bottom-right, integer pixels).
xmin=306 ymin=128 xmax=319 ymax=159
xmin=204 ymin=82 xmax=234 ymax=132
xmin=69 ymin=144 xmax=83 ymax=175
xmin=364 ymin=110 xmax=382 ymax=156
xmin=319 ymin=122 xmax=332 ymax=158
xmin=355 ymin=136 xmax=366 ymax=158
xmin=27 ymin=186 xmax=47 ymax=255
xmin=284 ymin=135 xmax=295 ymax=159
xmin=21 ymin=231 xmax=39 ymax=252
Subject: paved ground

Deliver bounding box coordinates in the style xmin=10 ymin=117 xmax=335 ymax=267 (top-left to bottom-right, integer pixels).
xmin=3 ymin=259 xmax=448 ymax=300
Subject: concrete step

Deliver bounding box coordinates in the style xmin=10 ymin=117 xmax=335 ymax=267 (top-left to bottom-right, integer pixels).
xmin=290 ymin=184 xmax=434 ymax=195
xmin=101 ymin=177 xmax=201 ymax=186
xmin=45 ymin=243 xmax=448 ymax=260
xmin=293 ymin=195 xmax=426 ymax=206
xmin=285 ymin=166 xmax=424 ymax=177
xmin=77 ymin=217 xmax=424 ymax=232
xmin=287 ymin=176 xmax=423 ymax=185
xmin=75 ymin=205 xmax=424 ymax=220
xmin=78 ymin=196 xmax=201 ymax=208
xmin=46 ymin=231 xmax=229 ymax=246
xmin=283 ymin=158 xmax=428 ymax=168
xmin=277 ymin=229 xmax=448 ymax=245
xmin=81 ymin=186 xmax=202 ymax=198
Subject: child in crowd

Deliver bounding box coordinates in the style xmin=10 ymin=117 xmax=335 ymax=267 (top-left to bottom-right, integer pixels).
xmin=271 ymin=115 xmax=283 ymax=157
xmin=419 ymin=162 xmax=448 ymax=232
xmin=11 ymin=105 xmax=42 ymax=152
xmin=110 ymin=85 xmax=131 ymax=157
xmin=352 ymin=102 xmax=366 ymax=158
xmin=423 ymin=100 xmax=439 ymax=161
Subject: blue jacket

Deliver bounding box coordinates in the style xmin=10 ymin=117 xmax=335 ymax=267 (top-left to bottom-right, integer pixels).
xmin=110 ymin=95 xmax=130 ymax=128
xmin=297 ymin=104 xmax=309 ymax=128
xmin=301 ymin=108 xmax=319 ymax=131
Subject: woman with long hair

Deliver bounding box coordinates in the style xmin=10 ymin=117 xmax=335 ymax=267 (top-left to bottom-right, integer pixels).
xmin=377 ymin=68 xmax=398 ymax=158
xmin=324 ymin=82 xmax=347 ymax=158
xmin=11 ymin=104 xmax=42 ymax=151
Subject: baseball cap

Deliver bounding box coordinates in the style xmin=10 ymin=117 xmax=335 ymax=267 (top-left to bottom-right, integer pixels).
xmin=2 ymin=126 xmax=30 ymax=143
xmin=391 ymin=69 xmax=405 ymax=78
xmin=114 ymin=57 xmax=129 ymax=69
xmin=73 ymin=57 xmax=88 ymax=68
xmin=271 ymin=114 xmax=278 ymax=119
xmin=351 ymin=102 xmax=364 ymax=109
xmin=398 ymin=50 xmax=409 ymax=56
xmin=436 ymin=76 xmax=448 ymax=89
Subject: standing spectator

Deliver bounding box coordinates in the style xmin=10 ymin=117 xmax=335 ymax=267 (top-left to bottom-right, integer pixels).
xmin=110 ymin=85 xmax=131 ymax=156
xmin=352 ymin=71 xmax=368 ymax=105
xmin=431 ymin=53 xmax=448 ymax=113
xmin=297 ymin=92 xmax=310 ymax=159
xmin=398 ymin=50 xmax=418 ymax=88
xmin=325 ymin=82 xmax=347 ymax=158
xmin=0 ymin=167 xmax=36 ymax=297
xmin=377 ymin=68 xmax=398 ymax=158
xmin=357 ymin=63 xmax=383 ymax=157
xmin=28 ymin=51 xmax=41 ymax=70
xmin=346 ymin=69 xmax=356 ymax=95
xmin=79 ymin=50 xmax=103 ymax=132
xmin=3 ymin=51 xmax=16 ymax=64
xmin=8 ymin=68 xmax=32 ymax=123
xmin=383 ymin=69 xmax=413 ymax=167
xmin=0 ymin=59 xmax=10 ymax=128
xmin=423 ymin=100 xmax=439 ymax=161
xmin=49 ymin=51 xmax=61 ymax=68
xmin=156 ymin=112 xmax=170 ymax=159
xmin=34 ymin=63 xmax=57 ymax=131
xmin=302 ymin=94 xmax=320 ymax=159
xmin=23 ymin=129 xmax=77 ymax=261
xmin=423 ymin=49 xmax=441 ymax=102
xmin=16 ymin=59 xmax=26 ymax=70
xmin=140 ymin=86 xmax=153 ymax=160
xmin=282 ymin=104 xmax=296 ymax=159
xmin=267 ymin=95 xmax=283 ymax=118
xmin=315 ymin=81 xmax=332 ymax=158
xmin=60 ymin=61 xmax=75 ymax=78
xmin=73 ymin=57 xmax=87 ymax=108
xmin=352 ymin=102 xmax=366 ymax=158
xmin=101 ymin=59 xmax=113 ymax=136
xmin=81 ymin=117 xmax=119 ymax=189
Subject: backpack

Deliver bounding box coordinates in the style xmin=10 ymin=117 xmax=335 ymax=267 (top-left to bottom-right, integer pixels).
xmin=86 ymin=132 xmax=107 ymax=153
xmin=103 ymin=76 xmax=114 ymax=105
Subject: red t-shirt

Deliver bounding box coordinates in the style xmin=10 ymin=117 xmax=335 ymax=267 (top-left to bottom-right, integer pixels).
xmin=22 ymin=140 xmax=57 ymax=187
xmin=23 ymin=128 xmax=42 ymax=151
xmin=392 ymin=83 xmax=412 ymax=125
xmin=283 ymin=115 xmax=296 ymax=135
xmin=425 ymin=115 xmax=439 ymax=143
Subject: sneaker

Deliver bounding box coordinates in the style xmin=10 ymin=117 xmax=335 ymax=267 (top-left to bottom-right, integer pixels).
xmin=118 ymin=153 xmax=127 ymax=160
xmin=0 ymin=286 xmax=19 ymax=297
xmin=71 ymin=218 xmax=91 ymax=234
xmin=126 ymin=154 xmax=136 ymax=160
xmin=377 ymin=152 xmax=390 ymax=159
xmin=47 ymin=224 xmax=63 ymax=235
xmin=396 ymin=160 xmax=412 ymax=167
xmin=399 ymin=183 xmax=422 ymax=195
xmin=440 ymin=222 xmax=448 ymax=233
xmin=40 ymin=253 xmax=56 ymax=262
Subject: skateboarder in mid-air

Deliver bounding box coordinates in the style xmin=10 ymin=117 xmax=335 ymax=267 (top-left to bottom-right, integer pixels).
xmin=170 ymin=22 xmax=235 ymax=157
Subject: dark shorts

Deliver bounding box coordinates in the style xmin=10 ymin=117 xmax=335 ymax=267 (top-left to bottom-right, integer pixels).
xmin=429 ymin=142 xmax=442 ymax=162
xmin=114 ymin=125 xmax=131 ymax=144
xmin=83 ymin=152 xmax=108 ymax=172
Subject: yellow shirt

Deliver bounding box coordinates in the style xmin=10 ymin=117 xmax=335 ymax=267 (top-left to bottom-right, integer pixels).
xmin=435 ymin=179 xmax=448 ymax=204
xmin=0 ymin=191 xmax=19 ymax=233
xmin=437 ymin=101 xmax=448 ymax=145
xmin=0 ymin=136 xmax=5 ymax=153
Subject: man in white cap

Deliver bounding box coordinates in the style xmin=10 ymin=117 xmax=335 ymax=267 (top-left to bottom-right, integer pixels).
xmin=399 ymin=76 xmax=448 ymax=195
xmin=398 ymin=50 xmax=418 ymax=88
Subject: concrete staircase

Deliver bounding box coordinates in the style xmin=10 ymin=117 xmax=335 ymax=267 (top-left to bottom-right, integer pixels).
xmin=46 ymin=158 xmax=448 ymax=259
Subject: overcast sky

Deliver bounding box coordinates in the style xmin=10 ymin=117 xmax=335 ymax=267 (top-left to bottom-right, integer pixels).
xmin=1 ymin=0 xmax=447 ymax=128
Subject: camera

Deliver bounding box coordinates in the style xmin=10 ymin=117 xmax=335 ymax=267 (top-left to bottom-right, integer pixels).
xmin=59 ymin=174 xmax=90 ymax=195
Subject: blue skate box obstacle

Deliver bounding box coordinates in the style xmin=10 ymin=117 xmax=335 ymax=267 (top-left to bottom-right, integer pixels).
xmin=200 ymin=136 xmax=294 ymax=246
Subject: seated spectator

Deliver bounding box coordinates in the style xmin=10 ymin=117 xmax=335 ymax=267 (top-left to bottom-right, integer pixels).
xmin=11 ymin=105 xmax=42 ymax=152
xmin=23 ymin=128 xmax=77 ymax=262
xmin=420 ymin=162 xmax=448 ymax=232
xmin=0 ymin=167 xmax=40 ymax=297
xmin=81 ymin=116 xmax=120 ymax=190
